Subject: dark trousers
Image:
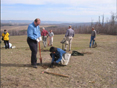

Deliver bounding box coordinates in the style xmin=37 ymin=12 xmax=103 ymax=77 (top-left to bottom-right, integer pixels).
xmin=42 ymin=36 xmax=47 ymax=47
xmin=4 ymin=40 xmax=9 ymax=49
xmin=27 ymin=37 xmax=37 ymax=65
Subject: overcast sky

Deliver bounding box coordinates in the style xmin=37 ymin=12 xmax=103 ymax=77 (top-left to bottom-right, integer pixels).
xmin=1 ymin=0 xmax=116 ymax=22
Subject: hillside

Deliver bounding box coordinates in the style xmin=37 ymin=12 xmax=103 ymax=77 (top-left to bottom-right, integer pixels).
xmin=1 ymin=34 xmax=117 ymax=88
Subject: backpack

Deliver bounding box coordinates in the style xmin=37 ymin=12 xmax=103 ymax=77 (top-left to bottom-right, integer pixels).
xmin=2 ymin=36 xmax=4 ymax=41
xmin=71 ymin=51 xmax=84 ymax=56
xmin=92 ymin=41 xmax=97 ymax=48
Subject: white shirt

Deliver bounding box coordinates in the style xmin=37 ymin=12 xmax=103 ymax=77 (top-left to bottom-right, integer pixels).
xmin=49 ymin=32 xmax=54 ymax=37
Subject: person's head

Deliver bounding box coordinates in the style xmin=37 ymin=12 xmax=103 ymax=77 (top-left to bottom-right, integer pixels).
xmin=4 ymin=30 xmax=7 ymax=34
xmin=34 ymin=18 xmax=41 ymax=26
xmin=50 ymin=30 xmax=52 ymax=32
xmin=92 ymin=27 xmax=94 ymax=31
xmin=4 ymin=30 xmax=6 ymax=32
xmin=42 ymin=27 xmax=45 ymax=30
xmin=50 ymin=47 xmax=57 ymax=54
xmin=69 ymin=25 xmax=72 ymax=29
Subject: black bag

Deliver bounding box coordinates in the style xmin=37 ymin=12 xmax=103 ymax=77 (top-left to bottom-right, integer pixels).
xmin=92 ymin=41 xmax=97 ymax=48
xmin=2 ymin=37 xmax=4 ymax=41
xmin=71 ymin=51 xmax=84 ymax=56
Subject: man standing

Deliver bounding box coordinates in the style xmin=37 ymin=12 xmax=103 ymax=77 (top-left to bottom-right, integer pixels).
xmin=64 ymin=25 xmax=75 ymax=51
xmin=2 ymin=30 xmax=10 ymax=49
xmin=89 ymin=27 xmax=96 ymax=48
xmin=48 ymin=30 xmax=54 ymax=46
xmin=27 ymin=18 xmax=41 ymax=68
xmin=41 ymin=27 xmax=48 ymax=48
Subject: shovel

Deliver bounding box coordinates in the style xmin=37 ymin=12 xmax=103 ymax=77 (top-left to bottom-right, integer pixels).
xmin=39 ymin=42 xmax=42 ymax=65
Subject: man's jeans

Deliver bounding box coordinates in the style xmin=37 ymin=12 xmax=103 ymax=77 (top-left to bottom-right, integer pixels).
xmin=90 ymin=36 xmax=95 ymax=47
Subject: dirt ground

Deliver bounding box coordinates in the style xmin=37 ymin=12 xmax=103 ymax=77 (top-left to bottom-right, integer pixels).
xmin=1 ymin=34 xmax=117 ymax=88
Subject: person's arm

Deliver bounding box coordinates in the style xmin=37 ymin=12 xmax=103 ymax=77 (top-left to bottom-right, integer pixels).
xmin=50 ymin=54 xmax=55 ymax=67
xmin=48 ymin=32 xmax=50 ymax=37
xmin=73 ymin=30 xmax=75 ymax=37
xmin=41 ymin=31 xmax=43 ymax=36
xmin=2 ymin=33 xmax=4 ymax=37
xmin=65 ymin=30 xmax=68 ymax=37
xmin=52 ymin=32 xmax=54 ymax=36
xmin=46 ymin=31 xmax=48 ymax=35
xmin=27 ymin=26 xmax=37 ymax=40
xmin=8 ymin=33 xmax=10 ymax=37
xmin=47 ymin=31 xmax=49 ymax=37
xmin=55 ymin=53 xmax=63 ymax=63
xmin=51 ymin=33 xmax=54 ymax=38
xmin=51 ymin=54 xmax=55 ymax=63
xmin=2 ymin=33 xmax=4 ymax=40
xmin=37 ymin=26 xmax=41 ymax=38
xmin=95 ymin=31 xmax=96 ymax=38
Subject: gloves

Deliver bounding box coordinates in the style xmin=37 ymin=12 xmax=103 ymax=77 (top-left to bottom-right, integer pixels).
xmin=49 ymin=61 xmax=57 ymax=68
xmin=38 ymin=37 xmax=42 ymax=41
xmin=53 ymin=61 xmax=57 ymax=64
xmin=36 ymin=37 xmax=42 ymax=42
xmin=50 ymin=64 xmax=53 ymax=68
xmin=36 ymin=38 xmax=40 ymax=42
xmin=50 ymin=62 xmax=54 ymax=68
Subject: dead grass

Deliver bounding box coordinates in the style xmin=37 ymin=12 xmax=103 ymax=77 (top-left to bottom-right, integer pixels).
xmin=1 ymin=25 xmax=56 ymax=31
xmin=1 ymin=34 xmax=117 ymax=88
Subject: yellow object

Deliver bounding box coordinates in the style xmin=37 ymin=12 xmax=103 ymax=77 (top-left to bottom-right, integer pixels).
xmin=2 ymin=32 xmax=9 ymax=40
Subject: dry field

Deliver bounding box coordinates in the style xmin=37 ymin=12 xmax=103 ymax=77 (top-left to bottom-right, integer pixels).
xmin=1 ymin=26 xmax=28 ymax=31
xmin=1 ymin=34 xmax=117 ymax=88
xmin=1 ymin=25 xmax=55 ymax=31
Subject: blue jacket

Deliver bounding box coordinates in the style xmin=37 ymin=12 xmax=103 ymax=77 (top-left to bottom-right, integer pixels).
xmin=51 ymin=48 xmax=66 ymax=63
xmin=27 ymin=22 xmax=41 ymax=40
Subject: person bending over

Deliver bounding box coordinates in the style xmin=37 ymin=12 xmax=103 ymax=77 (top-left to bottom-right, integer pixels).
xmin=49 ymin=47 xmax=71 ymax=68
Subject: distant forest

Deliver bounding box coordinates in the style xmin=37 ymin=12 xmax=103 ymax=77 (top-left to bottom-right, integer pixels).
xmin=45 ymin=14 xmax=117 ymax=35
xmin=1 ymin=14 xmax=117 ymax=36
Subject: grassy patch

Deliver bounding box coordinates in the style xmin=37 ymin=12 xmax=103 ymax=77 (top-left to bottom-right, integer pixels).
xmin=1 ymin=34 xmax=117 ymax=88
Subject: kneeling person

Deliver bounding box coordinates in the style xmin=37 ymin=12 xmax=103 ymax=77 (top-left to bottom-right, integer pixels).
xmin=49 ymin=47 xmax=71 ymax=67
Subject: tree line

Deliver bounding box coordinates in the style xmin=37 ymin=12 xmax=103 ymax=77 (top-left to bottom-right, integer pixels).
xmin=46 ymin=14 xmax=117 ymax=35
xmin=1 ymin=14 xmax=117 ymax=36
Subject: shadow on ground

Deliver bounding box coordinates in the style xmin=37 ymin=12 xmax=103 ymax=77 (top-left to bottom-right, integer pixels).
xmin=1 ymin=63 xmax=33 ymax=67
xmin=1 ymin=62 xmax=66 ymax=69
xmin=1 ymin=63 xmax=51 ymax=68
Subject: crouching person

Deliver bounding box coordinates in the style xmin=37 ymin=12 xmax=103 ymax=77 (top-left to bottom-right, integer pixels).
xmin=49 ymin=47 xmax=71 ymax=68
